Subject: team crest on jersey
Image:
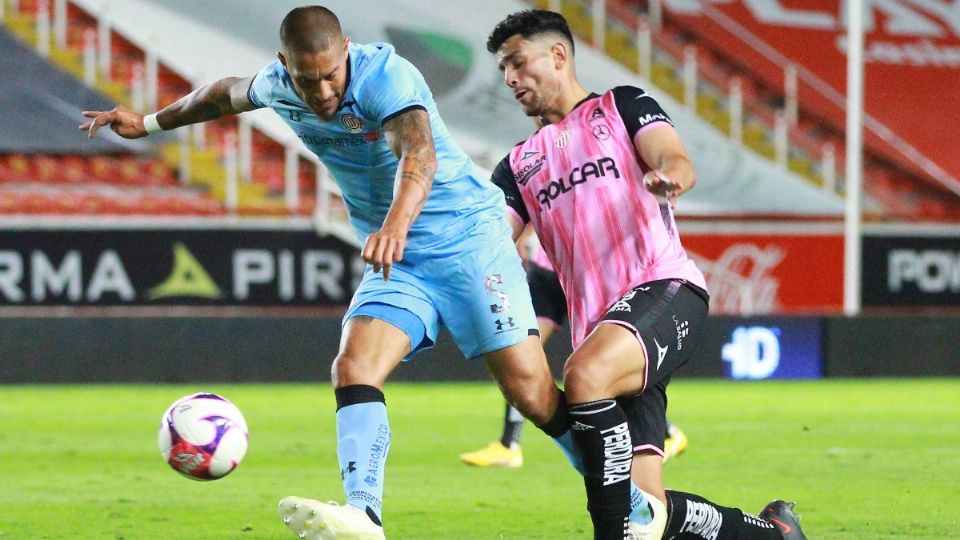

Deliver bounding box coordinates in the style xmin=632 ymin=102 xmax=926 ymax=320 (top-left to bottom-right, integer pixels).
xmin=555 ymin=129 xmax=570 ymax=148
xmin=340 ymin=113 xmax=364 ymax=133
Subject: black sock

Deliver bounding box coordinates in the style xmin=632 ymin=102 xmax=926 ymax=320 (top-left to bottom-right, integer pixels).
xmin=665 ymin=490 xmax=783 ymax=540
xmin=569 ymin=399 xmax=632 ymax=540
xmin=500 ymin=402 xmax=524 ymax=447
xmin=535 ymin=389 xmax=569 ymax=439
xmin=334 ymin=384 xmax=385 ymax=410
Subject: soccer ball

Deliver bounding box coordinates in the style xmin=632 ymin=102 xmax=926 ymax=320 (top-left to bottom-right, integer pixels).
xmin=157 ymin=392 xmax=249 ymax=481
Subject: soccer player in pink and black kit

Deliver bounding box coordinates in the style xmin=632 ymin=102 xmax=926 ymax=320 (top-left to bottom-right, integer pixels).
xmin=460 ymin=238 xmax=689 ymax=469
xmin=486 ymin=10 xmax=807 ymax=540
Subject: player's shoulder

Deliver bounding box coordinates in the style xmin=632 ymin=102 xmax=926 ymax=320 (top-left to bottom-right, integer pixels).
xmin=608 ymin=85 xmax=674 ymax=131
xmin=250 ymin=59 xmax=296 ymax=106
xmin=352 ymin=41 xmax=416 ymax=84
xmin=609 ymin=85 xmax=653 ymax=101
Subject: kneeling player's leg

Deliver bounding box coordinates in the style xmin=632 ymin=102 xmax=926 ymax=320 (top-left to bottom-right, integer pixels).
xmin=563 ymin=323 xmax=650 ymax=540
xmin=620 ymin=382 xmax=670 ymax=506
xmin=485 ymin=332 xmax=658 ymax=535
xmin=663 ymin=491 xmax=789 ymax=540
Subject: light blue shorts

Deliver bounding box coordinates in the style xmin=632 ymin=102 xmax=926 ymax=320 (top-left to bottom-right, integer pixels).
xmin=343 ymin=217 xmax=537 ymax=359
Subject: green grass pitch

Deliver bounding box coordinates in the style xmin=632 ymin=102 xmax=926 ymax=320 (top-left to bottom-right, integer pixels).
xmin=0 ymin=379 xmax=957 ymax=539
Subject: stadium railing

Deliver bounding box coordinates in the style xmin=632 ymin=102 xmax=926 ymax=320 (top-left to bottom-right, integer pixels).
xmin=1 ymin=0 xmax=357 ymax=244
xmin=530 ymin=0 xmax=960 ymax=222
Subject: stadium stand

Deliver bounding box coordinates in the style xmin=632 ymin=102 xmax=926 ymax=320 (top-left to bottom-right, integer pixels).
xmin=3 ymin=0 xmax=955 ymax=223
xmin=0 ymin=0 xmax=332 ymax=218
xmin=532 ymin=0 xmax=960 ymax=222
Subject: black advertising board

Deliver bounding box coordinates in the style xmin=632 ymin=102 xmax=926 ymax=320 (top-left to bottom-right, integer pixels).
xmin=0 ymin=229 xmax=364 ymax=306
xmin=862 ymin=234 xmax=960 ymax=307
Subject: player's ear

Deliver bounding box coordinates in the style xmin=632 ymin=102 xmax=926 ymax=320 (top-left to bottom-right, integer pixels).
xmin=552 ymin=41 xmax=569 ymax=69
xmin=277 ymin=51 xmax=287 ymax=68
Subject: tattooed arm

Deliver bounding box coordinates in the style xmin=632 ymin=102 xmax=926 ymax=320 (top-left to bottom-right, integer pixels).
xmin=361 ymin=107 xmax=438 ymax=280
xmin=80 ymin=76 xmax=257 ymax=139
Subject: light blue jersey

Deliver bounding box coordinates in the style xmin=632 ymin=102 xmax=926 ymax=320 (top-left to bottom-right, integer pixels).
xmin=248 ymin=42 xmax=535 ymax=359
xmin=249 ymin=41 xmax=504 ymax=251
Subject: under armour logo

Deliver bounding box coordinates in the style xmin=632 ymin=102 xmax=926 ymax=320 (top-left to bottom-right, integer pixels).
xmin=495 ymin=317 xmax=516 ymax=331
xmin=340 ymin=461 xmax=356 ymax=479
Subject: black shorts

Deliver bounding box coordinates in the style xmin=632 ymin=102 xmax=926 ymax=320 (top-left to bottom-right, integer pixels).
xmin=603 ymin=279 xmax=709 ymax=455
xmin=528 ymin=263 xmax=567 ymax=328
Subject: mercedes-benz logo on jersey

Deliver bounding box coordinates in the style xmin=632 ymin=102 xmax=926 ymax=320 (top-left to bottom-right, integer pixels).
xmin=555 ymin=129 xmax=570 ymax=148
xmin=592 ymin=125 xmax=611 ymax=140
xmin=340 ymin=113 xmax=364 ymax=133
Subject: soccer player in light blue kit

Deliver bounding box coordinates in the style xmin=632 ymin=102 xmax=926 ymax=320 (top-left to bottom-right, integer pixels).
xmin=80 ymin=6 xmax=662 ymax=539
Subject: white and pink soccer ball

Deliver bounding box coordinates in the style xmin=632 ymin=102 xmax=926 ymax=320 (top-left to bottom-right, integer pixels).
xmin=157 ymin=392 xmax=249 ymax=481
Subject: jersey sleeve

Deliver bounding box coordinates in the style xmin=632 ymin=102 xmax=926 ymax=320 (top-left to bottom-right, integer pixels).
xmin=612 ymin=86 xmax=674 ymax=139
xmin=355 ymin=49 xmax=429 ymax=125
xmin=247 ymin=60 xmax=287 ymax=109
xmin=490 ymin=154 xmax=530 ymax=225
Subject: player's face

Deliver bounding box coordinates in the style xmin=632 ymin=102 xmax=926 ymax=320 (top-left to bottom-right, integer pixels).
xmin=497 ymin=35 xmax=561 ymax=118
xmin=280 ymin=38 xmax=350 ymax=121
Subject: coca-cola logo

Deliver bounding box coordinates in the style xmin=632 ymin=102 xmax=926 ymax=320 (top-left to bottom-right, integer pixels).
xmin=687 ymin=243 xmax=785 ymax=315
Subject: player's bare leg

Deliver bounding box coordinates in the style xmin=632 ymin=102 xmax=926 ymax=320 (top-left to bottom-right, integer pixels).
xmin=461 ymin=322 xmax=559 ymax=467
xmin=332 ymin=316 xmax=410 ymax=389
xmin=484 ymin=334 xmax=559 ymax=425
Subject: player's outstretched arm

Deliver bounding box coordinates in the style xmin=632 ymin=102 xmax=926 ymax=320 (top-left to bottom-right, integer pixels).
xmin=79 ymin=76 xmax=258 ymax=139
xmin=635 ymin=125 xmax=696 ymax=207
xmin=362 ymin=108 xmax=437 ymax=280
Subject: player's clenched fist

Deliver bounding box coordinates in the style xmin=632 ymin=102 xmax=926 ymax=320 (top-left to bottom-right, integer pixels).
xmin=79 ymin=105 xmax=148 ymax=139
xmin=361 ymin=228 xmax=407 ymax=281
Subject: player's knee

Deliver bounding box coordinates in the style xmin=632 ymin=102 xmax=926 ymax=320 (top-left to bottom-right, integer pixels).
xmin=562 ymin=356 xmax=615 ymax=401
xmin=332 ymin=352 xmax=386 ymax=388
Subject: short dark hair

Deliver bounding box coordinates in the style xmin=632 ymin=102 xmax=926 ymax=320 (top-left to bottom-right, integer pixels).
xmin=486 ymin=10 xmax=574 ymax=54
xmin=280 ymin=5 xmax=342 ymax=53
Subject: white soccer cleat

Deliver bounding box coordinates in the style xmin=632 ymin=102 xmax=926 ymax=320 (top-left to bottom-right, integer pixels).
xmin=627 ymin=491 xmax=667 ymax=540
xmin=278 ymin=496 xmax=385 ymax=540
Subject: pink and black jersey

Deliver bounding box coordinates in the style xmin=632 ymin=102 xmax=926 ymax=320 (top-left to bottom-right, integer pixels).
xmin=491 ymin=86 xmax=707 ymax=348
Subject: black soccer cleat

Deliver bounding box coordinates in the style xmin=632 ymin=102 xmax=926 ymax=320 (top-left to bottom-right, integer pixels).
xmin=759 ymin=500 xmax=806 ymax=540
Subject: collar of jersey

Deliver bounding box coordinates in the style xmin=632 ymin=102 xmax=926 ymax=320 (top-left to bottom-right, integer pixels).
xmin=540 ymin=92 xmax=600 ymax=126
xmin=335 ymin=49 xmax=355 ymax=112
